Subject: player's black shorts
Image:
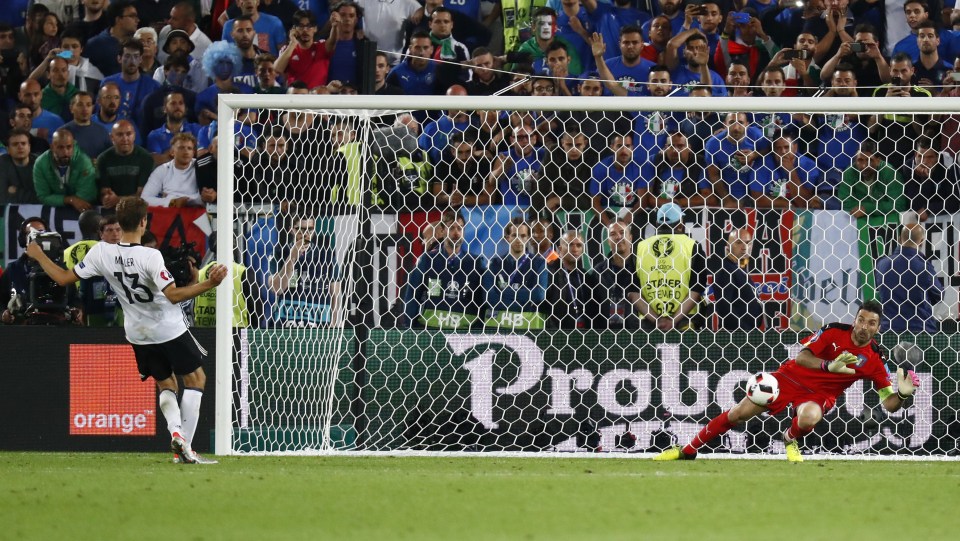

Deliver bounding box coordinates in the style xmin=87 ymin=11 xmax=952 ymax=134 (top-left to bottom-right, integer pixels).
xmin=132 ymin=330 xmax=206 ymax=382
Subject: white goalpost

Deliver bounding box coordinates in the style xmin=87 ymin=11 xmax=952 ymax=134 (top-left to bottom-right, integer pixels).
xmin=215 ymin=94 xmax=960 ymax=459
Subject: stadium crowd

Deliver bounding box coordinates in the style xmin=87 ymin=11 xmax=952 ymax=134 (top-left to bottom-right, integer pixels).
xmin=0 ymin=0 xmax=956 ymax=332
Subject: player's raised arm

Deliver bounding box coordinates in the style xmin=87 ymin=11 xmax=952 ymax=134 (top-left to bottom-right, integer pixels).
xmin=25 ymin=241 xmax=80 ymax=286
xmin=163 ymin=263 xmax=228 ymax=304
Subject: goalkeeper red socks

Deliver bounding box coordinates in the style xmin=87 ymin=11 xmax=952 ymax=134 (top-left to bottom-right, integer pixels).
xmin=683 ymin=411 xmax=734 ymax=456
xmin=784 ymin=416 xmax=814 ymax=442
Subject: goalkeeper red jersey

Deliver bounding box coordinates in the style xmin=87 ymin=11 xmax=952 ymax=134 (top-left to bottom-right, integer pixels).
xmin=775 ymin=323 xmax=893 ymax=397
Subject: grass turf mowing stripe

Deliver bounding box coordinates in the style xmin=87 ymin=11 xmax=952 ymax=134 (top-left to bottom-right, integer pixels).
xmin=2 ymin=453 xmax=959 ymax=540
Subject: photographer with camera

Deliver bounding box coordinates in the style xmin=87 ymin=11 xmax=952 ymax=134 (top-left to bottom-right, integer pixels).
xmin=820 ymin=24 xmax=890 ymax=92
xmin=1 ymin=217 xmax=81 ymax=325
xmin=160 ymin=241 xmax=203 ymax=326
xmin=25 ymin=196 xmax=227 ymax=464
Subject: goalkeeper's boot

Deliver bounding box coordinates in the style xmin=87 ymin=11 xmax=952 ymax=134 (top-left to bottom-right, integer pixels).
xmin=170 ymin=433 xmax=198 ymax=464
xmin=653 ymin=445 xmax=697 ymax=461
xmin=784 ymin=439 xmax=804 ymax=463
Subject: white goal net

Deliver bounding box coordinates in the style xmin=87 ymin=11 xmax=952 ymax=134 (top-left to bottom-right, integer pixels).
xmin=215 ymin=94 xmax=960 ymax=459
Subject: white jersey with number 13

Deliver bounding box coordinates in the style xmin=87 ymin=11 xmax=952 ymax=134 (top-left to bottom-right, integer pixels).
xmin=74 ymin=242 xmax=188 ymax=344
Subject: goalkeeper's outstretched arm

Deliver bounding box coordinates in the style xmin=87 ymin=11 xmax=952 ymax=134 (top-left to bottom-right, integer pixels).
xmin=880 ymin=368 xmax=920 ymax=413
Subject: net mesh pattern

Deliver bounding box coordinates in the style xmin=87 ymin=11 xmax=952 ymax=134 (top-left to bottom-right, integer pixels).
xmin=222 ymin=100 xmax=960 ymax=458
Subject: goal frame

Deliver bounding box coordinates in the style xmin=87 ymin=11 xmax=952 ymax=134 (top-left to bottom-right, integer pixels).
xmin=215 ymin=94 xmax=960 ymax=458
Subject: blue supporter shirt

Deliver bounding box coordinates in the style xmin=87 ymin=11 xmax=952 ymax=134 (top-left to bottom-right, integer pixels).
xmin=146 ymin=122 xmax=204 ymax=155
xmin=196 ymin=82 xmax=255 ymax=116
xmin=705 ymin=129 xmax=762 ymax=200
xmin=101 ymin=74 xmax=161 ymax=128
xmin=444 ymin=0 xmax=481 ymax=19
xmin=222 ymin=13 xmax=287 ymax=56
xmin=589 ymin=154 xmax=647 ymax=212
xmin=32 ymin=109 xmax=65 ymax=135
xmin=893 ymin=29 xmax=960 ymax=63
xmin=418 ymin=115 xmax=473 ymax=164
xmin=751 ymin=153 xmax=820 ymax=198
xmin=670 ymin=65 xmax=728 ymax=96
xmin=387 ymin=61 xmax=439 ymax=95
xmin=85 ymin=29 xmax=121 ymax=75
xmin=1 ymin=0 xmax=28 ymax=26
xmin=327 ymin=38 xmax=359 ymax=85
xmin=876 ymin=247 xmax=944 ymax=333
xmin=604 ymin=56 xmax=656 ymax=96
xmin=498 ymin=147 xmax=545 ymax=206
xmin=816 ymin=114 xmax=868 ymax=179
xmin=482 ymin=252 xmax=549 ymax=315
xmin=403 ymin=245 xmax=484 ymax=326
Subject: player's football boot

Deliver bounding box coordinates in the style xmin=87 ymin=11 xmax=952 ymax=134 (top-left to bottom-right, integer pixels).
xmin=171 ymin=433 xmax=198 ymax=464
xmin=653 ymin=445 xmax=697 ymax=461
xmin=192 ymin=453 xmax=219 ymax=465
xmin=784 ymin=440 xmax=804 ymax=463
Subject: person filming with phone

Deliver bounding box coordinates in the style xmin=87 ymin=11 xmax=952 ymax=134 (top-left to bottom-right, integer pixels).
xmin=820 ymin=24 xmax=890 ymax=92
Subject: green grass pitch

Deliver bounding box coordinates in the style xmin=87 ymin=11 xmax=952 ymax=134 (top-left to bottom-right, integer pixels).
xmin=2 ymin=453 xmax=959 ymax=540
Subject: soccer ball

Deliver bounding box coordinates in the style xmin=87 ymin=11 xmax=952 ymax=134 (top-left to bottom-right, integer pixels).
xmin=746 ymin=372 xmax=780 ymax=406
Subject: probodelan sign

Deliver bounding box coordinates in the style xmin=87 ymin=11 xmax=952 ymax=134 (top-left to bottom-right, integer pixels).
xmin=355 ymin=330 xmax=956 ymax=456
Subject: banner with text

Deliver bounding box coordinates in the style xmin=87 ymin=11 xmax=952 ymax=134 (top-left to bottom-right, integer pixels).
xmin=354 ymin=330 xmax=955 ymax=457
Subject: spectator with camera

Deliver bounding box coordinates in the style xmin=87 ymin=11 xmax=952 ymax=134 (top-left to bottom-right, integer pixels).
xmin=33 ymin=128 xmax=97 ymax=211
xmin=871 ymin=53 xmax=932 ymax=169
xmin=820 ymin=24 xmax=890 ymax=92
xmin=1 ymin=217 xmax=80 ymax=325
xmin=714 ymin=8 xmax=776 ymax=79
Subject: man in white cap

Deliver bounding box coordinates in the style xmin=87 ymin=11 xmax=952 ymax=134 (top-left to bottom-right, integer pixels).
xmin=631 ymin=202 xmax=707 ymax=331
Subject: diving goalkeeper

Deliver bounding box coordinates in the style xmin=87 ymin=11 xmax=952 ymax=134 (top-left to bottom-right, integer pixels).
xmin=654 ymin=299 xmax=920 ymax=462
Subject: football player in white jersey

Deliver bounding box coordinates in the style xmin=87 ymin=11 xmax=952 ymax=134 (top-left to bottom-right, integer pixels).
xmin=26 ymin=197 xmax=227 ymax=464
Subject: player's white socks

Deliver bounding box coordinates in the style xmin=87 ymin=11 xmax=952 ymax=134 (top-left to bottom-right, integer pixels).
xmin=159 ymin=389 xmax=183 ymax=437
xmin=181 ymin=388 xmax=203 ymax=446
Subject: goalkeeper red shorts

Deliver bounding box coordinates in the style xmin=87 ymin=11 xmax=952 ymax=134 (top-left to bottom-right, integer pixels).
xmin=765 ymin=371 xmax=838 ymax=416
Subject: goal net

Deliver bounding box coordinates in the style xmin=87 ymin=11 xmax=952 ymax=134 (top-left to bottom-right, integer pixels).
xmin=215 ymin=94 xmax=960 ymax=459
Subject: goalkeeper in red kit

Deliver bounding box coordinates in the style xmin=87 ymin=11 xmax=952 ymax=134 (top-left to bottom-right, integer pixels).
xmin=654 ymin=300 xmax=921 ymax=462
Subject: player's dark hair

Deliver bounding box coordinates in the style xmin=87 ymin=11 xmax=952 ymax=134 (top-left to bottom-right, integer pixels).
xmin=620 ymin=24 xmax=642 ymax=38
xmin=100 ymin=215 xmax=120 ymax=233
xmin=860 ymin=299 xmax=883 ymax=320
xmin=916 ymin=19 xmax=939 ymax=36
xmin=116 ymin=197 xmax=148 ymax=233
xmin=6 ymin=127 xmax=31 ymax=146
xmin=78 ymin=210 xmax=103 ymax=240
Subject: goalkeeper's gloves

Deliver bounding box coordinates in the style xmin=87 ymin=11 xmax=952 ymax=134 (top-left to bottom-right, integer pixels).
xmin=896 ymin=367 xmax=920 ymax=400
xmin=821 ymin=352 xmax=859 ymax=374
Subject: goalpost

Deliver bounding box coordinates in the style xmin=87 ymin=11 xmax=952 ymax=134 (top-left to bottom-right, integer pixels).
xmin=215 ymin=94 xmax=960 ymax=459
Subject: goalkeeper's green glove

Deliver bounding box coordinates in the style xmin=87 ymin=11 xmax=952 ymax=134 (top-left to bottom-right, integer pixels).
xmin=821 ymin=352 xmax=858 ymax=374
xmin=896 ymin=368 xmax=920 ymax=400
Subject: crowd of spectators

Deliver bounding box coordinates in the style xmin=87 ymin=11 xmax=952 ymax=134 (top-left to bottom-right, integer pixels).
xmin=0 ymin=0 xmax=957 ymax=331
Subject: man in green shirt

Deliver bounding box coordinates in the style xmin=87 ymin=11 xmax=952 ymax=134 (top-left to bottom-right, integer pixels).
xmin=41 ymin=57 xmax=79 ymax=122
xmin=96 ymin=119 xmax=154 ymax=208
xmin=837 ymin=140 xmax=905 ymax=227
xmin=33 ymin=128 xmax=97 ymax=211
xmin=837 ymin=139 xmax=906 ymax=299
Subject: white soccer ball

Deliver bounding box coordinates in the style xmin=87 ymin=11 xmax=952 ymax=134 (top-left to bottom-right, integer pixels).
xmin=746 ymin=372 xmax=780 ymax=406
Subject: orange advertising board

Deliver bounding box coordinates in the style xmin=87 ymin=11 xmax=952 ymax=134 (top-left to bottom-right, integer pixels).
xmin=69 ymin=345 xmax=156 ymax=436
